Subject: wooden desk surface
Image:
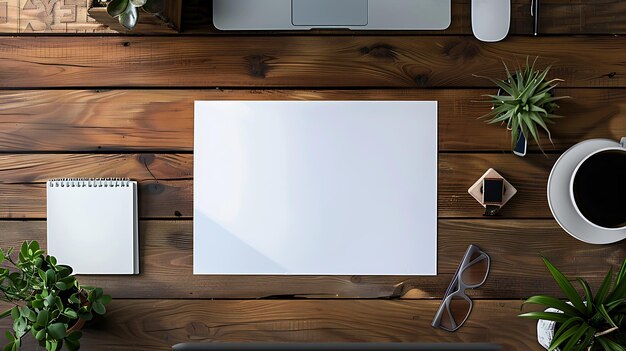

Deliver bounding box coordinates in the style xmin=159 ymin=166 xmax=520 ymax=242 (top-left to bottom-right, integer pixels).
xmin=1 ymin=0 xmax=625 ymax=349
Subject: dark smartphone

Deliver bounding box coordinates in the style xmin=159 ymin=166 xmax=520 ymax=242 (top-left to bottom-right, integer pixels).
xmin=513 ymin=129 xmax=527 ymax=157
xmin=482 ymin=178 xmax=504 ymax=205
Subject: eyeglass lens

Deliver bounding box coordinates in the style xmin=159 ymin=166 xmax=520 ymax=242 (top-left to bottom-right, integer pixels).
xmin=461 ymin=251 xmax=489 ymax=287
xmin=438 ymin=294 xmax=472 ymax=331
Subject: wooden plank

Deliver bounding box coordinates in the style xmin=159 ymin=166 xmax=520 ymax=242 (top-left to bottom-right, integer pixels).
xmin=0 ymin=153 xmax=558 ymax=219
xmin=0 ymin=220 xmax=622 ymax=299
xmin=0 ymin=154 xmax=192 ymax=219
xmin=439 ymin=154 xmax=556 ymax=218
xmin=0 ymin=299 xmax=544 ymax=350
xmin=0 ymin=89 xmax=624 ymax=152
xmin=1 ymin=37 xmax=625 ymax=88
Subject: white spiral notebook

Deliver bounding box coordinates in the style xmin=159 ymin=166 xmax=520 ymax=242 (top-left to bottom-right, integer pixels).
xmin=46 ymin=178 xmax=139 ymax=275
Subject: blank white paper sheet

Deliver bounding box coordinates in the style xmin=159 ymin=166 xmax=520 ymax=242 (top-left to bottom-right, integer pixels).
xmin=47 ymin=179 xmax=139 ymax=275
xmin=194 ymin=101 xmax=437 ymax=275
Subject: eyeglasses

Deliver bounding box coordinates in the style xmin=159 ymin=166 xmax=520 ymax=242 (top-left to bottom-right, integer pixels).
xmin=431 ymin=244 xmax=491 ymax=332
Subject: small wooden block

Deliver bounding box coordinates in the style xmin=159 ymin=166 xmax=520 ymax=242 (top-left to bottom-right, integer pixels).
xmin=468 ymin=168 xmax=517 ymax=208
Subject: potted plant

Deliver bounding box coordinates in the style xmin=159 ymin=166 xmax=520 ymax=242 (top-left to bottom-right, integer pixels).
xmin=519 ymin=257 xmax=626 ymax=350
xmin=0 ymin=241 xmax=111 ymax=351
xmin=104 ymin=0 xmax=164 ymax=30
xmin=476 ymin=58 xmax=569 ymax=155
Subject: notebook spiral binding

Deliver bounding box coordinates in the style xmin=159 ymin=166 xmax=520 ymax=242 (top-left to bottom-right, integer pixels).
xmin=48 ymin=178 xmax=131 ymax=188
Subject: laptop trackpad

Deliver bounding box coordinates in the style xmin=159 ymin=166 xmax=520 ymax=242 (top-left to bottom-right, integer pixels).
xmin=292 ymin=0 xmax=368 ymax=26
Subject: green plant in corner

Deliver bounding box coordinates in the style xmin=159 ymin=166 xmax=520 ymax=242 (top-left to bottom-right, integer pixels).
xmin=106 ymin=0 xmax=164 ymax=30
xmin=519 ymin=257 xmax=626 ymax=351
xmin=475 ymin=57 xmax=569 ymax=152
xmin=0 ymin=241 xmax=112 ymax=351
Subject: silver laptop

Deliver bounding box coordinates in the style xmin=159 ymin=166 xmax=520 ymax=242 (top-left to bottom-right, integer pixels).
xmin=213 ymin=0 xmax=451 ymax=30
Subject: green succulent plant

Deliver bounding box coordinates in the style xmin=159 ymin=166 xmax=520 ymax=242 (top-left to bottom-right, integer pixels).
xmin=0 ymin=241 xmax=111 ymax=351
xmin=476 ymin=58 xmax=569 ymax=151
xmin=106 ymin=0 xmax=164 ymax=30
xmin=519 ymin=257 xmax=626 ymax=351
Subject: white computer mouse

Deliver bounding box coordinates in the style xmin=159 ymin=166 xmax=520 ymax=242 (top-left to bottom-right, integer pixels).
xmin=472 ymin=0 xmax=510 ymax=42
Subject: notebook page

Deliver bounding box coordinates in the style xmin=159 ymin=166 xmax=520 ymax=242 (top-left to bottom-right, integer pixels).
xmin=47 ymin=181 xmax=137 ymax=274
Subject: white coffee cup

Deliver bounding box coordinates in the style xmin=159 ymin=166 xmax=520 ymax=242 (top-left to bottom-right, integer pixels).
xmin=569 ymin=137 xmax=626 ymax=231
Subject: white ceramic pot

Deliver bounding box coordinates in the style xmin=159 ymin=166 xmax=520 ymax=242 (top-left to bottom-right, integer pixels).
xmin=537 ymin=308 xmax=560 ymax=350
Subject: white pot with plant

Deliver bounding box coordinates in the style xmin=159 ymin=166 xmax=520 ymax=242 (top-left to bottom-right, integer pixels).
xmin=519 ymin=257 xmax=626 ymax=350
xmin=476 ymin=58 xmax=569 ymax=155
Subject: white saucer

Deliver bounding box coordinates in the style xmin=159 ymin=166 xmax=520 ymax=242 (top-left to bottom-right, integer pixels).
xmin=548 ymin=139 xmax=626 ymax=244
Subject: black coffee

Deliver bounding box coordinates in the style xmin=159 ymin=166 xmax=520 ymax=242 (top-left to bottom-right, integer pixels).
xmin=573 ymin=150 xmax=626 ymax=228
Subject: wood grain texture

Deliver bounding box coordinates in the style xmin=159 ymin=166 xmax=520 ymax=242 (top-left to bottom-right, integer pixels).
xmin=0 ymin=299 xmax=544 ymax=350
xmin=0 ymin=153 xmax=560 ymax=219
xmin=1 ymin=89 xmax=624 ymax=152
xmin=1 ymin=36 xmax=625 ymax=88
xmin=0 ymin=220 xmax=623 ymax=300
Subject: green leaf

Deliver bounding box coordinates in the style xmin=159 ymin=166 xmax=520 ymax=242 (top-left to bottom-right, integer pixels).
xmin=62 ymin=309 xmax=78 ymax=319
xmin=55 ymin=282 xmax=68 ymax=291
xmin=68 ymin=293 xmax=80 ymax=304
xmin=19 ymin=306 xmax=30 ymax=318
xmin=36 ymin=310 xmax=49 ymax=326
xmin=38 ymin=268 xmax=47 ymax=283
xmin=58 ymin=266 xmax=73 ymax=278
xmin=597 ymin=303 xmax=617 ymax=328
xmin=579 ymin=328 xmax=595 ymax=351
xmin=576 ymin=278 xmax=593 ymax=316
xmin=13 ymin=317 xmax=26 ymax=334
xmin=10 ymin=307 xmax=19 ymax=321
xmin=107 ymin=0 xmax=129 ymax=17
xmin=29 ymin=241 xmax=40 ymax=255
xmin=553 ymin=316 xmax=584 ymax=342
xmin=20 ymin=242 xmax=28 ymax=260
xmin=615 ymin=259 xmax=626 ymax=287
xmin=35 ymin=329 xmax=46 ymax=341
xmin=99 ymin=294 xmax=112 ymax=305
xmin=45 ymin=269 xmax=56 ymax=282
xmin=562 ymin=323 xmax=589 ymax=351
xmin=597 ymin=337 xmax=626 ymax=351
xmin=542 ymin=257 xmax=587 ymax=313
xmin=45 ymin=339 xmax=59 ymax=351
xmin=608 ymin=259 xmax=626 ymax=302
xmin=523 ymin=295 xmax=582 ymax=317
xmin=595 ymin=267 xmax=614 ymax=306
xmin=118 ymin=3 xmax=138 ymax=30
xmin=46 ymin=323 xmax=66 ymax=340
xmin=518 ymin=311 xmax=571 ymax=324
xmin=522 ymin=112 xmax=540 ymax=144
xmin=92 ymin=302 xmax=106 ymax=315
xmin=66 ymin=331 xmax=82 ymax=341
xmin=44 ymin=294 xmax=54 ymax=307
xmin=31 ymin=299 xmax=44 ymax=309
xmin=548 ymin=325 xmax=578 ymax=351
xmin=65 ymin=338 xmax=80 ymax=351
